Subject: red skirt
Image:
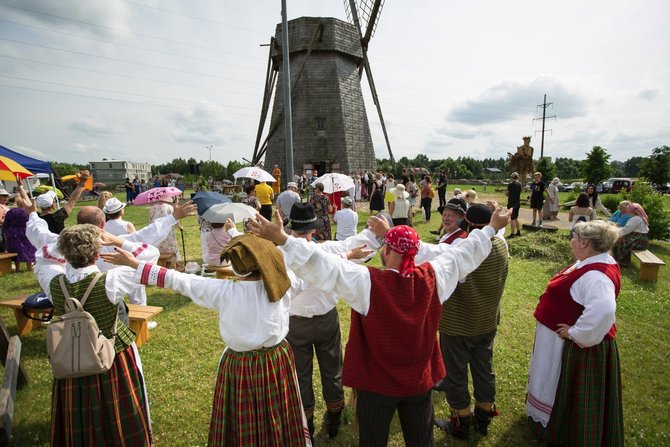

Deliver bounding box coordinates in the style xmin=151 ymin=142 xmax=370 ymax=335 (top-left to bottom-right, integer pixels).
xmin=208 ymin=340 xmax=310 ymax=446
xmin=51 ymin=346 xmax=152 ymax=446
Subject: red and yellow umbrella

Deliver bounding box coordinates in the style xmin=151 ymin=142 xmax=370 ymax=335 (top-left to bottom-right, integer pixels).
xmin=0 ymin=155 xmax=33 ymax=181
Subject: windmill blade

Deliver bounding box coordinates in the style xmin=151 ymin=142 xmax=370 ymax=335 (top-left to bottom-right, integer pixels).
xmin=252 ymin=38 xmax=278 ymax=165
xmin=346 ymin=0 xmax=395 ymax=164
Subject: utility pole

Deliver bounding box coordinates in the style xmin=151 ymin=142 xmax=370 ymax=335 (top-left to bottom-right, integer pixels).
xmin=280 ymin=0 xmax=294 ymax=186
xmin=533 ymin=94 xmax=556 ymax=159
xmin=205 ymin=144 xmax=214 ymax=162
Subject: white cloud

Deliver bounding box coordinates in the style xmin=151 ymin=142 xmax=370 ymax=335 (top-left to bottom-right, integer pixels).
xmin=69 ymin=117 xmax=117 ymax=138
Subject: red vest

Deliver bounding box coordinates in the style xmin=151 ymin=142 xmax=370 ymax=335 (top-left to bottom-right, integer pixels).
xmin=534 ymin=262 xmax=621 ymax=339
xmin=342 ymin=264 xmax=445 ymax=397
xmin=442 ymin=229 xmax=467 ymax=244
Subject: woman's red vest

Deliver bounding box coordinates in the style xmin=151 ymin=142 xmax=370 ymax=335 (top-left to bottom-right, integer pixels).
xmin=533 ymin=262 xmax=621 ymax=339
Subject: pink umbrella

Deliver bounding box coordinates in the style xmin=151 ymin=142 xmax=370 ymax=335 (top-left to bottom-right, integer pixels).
xmin=133 ymin=187 xmax=182 ymax=205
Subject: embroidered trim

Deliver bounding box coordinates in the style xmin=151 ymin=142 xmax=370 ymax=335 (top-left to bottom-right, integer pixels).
xmin=42 ymin=246 xmax=66 ymax=264
xmin=132 ymin=243 xmax=148 ymax=257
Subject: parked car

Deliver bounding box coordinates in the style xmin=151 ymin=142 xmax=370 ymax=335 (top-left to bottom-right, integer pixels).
xmin=598 ymin=181 xmax=613 ymax=193
xmin=563 ymin=182 xmax=584 ymax=192
xmin=656 ymin=182 xmax=670 ymax=193
xmin=610 ymin=179 xmax=633 ymax=194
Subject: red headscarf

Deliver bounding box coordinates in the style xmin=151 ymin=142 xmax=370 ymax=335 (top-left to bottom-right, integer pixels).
xmin=383 ymin=225 xmax=420 ymax=277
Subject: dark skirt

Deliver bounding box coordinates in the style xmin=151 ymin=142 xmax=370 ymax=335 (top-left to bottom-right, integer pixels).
xmin=370 ymin=190 xmax=385 ymax=212
xmin=2 ymin=208 xmax=35 ymax=262
xmin=51 ymin=346 xmax=152 ymax=446
xmin=613 ymin=232 xmax=649 ymax=266
xmin=209 ymin=340 xmax=309 ymax=446
xmin=541 ymin=338 xmax=624 ymax=446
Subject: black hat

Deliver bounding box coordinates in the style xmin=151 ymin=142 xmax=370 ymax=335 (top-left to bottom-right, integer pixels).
xmin=461 ymin=203 xmax=492 ymax=229
xmin=288 ymin=203 xmax=323 ymax=232
xmin=444 ymin=198 xmax=466 ymax=215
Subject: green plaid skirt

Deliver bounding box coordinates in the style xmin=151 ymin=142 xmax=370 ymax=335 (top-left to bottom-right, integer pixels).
xmin=208 ymin=340 xmax=309 ymax=446
xmin=542 ymin=337 xmax=624 ymax=446
xmin=613 ymin=232 xmax=649 ymax=266
xmin=51 ymin=346 xmax=152 ymax=446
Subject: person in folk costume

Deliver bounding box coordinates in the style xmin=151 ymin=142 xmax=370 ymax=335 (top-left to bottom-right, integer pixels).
xmin=272 ymin=164 xmax=282 ymax=194
xmin=33 ymin=224 xmax=156 ymax=446
xmin=279 ymin=203 xmax=380 ymax=439
xmin=526 ymin=220 xmax=624 ymax=446
xmin=249 ymin=206 xmax=511 ymax=446
xmin=103 ymin=233 xmax=313 ymax=447
xmin=425 ymin=204 xmax=509 ymax=439
xmin=611 ymin=202 xmax=649 ymax=267
xmin=429 ymin=198 xmax=468 ymax=241
xmin=149 ymin=196 xmax=183 ymax=269
xmin=20 ymin=185 xmax=197 ymax=308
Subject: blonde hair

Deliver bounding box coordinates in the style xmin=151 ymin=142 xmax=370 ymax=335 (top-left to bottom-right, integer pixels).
xmin=572 ymin=220 xmax=621 ymax=253
xmin=57 ymin=224 xmax=101 ymax=268
xmin=464 ymin=189 xmax=478 ymax=203
xmin=97 ymin=191 xmax=114 ymax=210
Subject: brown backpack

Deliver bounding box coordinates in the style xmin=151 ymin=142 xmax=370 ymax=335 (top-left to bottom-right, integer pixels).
xmin=46 ymin=273 xmax=117 ymax=379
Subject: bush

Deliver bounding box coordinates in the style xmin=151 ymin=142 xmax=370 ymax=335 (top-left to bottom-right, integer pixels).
xmin=622 ymin=182 xmax=670 ymax=240
xmin=600 ymin=194 xmax=622 ymax=214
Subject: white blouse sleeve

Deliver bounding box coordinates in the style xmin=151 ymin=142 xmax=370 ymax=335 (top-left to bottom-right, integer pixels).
xmin=281 ymin=236 xmax=372 ymax=315
xmin=568 ymin=270 xmax=617 ymax=347
xmin=430 ymin=226 xmax=495 ymax=303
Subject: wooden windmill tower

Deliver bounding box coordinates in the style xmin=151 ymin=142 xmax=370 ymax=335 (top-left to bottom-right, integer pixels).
xmin=251 ymin=0 xmax=394 ymax=187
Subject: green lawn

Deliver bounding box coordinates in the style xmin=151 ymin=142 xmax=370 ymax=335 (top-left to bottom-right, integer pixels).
xmin=1 ymin=191 xmax=669 ymax=446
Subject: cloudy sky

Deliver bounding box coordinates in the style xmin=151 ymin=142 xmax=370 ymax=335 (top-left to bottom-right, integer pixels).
xmin=1 ymin=0 xmax=668 ymax=168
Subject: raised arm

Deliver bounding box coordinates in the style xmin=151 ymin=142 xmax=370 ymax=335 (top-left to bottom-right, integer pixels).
xmin=62 ymin=170 xmax=91 ymax=215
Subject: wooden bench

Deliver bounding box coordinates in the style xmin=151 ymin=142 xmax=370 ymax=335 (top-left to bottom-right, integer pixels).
xmin=0 ymin=298 xmax=162 ymax=347
xmin=633 ymin=250 xmax=665 ymax=282
xmin=0 ymin=254 xmax=17 ymax=275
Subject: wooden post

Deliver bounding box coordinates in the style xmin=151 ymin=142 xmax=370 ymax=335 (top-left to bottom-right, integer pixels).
xmin=0 ymin=336 xmax=21 ymax=445
xmin=0 ymin=320 xmax=27 ymax=389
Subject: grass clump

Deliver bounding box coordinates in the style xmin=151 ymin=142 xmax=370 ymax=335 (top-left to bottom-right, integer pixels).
xmin=508 ymin=231 xmax=573 ymax=264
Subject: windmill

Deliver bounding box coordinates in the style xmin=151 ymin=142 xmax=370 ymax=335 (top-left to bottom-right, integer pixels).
xmin=251 ymin=0 xmax=394 ymax=188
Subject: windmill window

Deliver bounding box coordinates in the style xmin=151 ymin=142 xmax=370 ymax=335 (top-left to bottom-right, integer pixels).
xmin=315 ymin=118 xmax=326 ymax=130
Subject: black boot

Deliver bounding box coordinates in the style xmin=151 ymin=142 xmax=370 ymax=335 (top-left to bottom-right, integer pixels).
xmin=435 ymin=414 xmax=471 ymax=440
xmin=325 ymin=409 xmax=342 ymax=438
xmin=474 ymin=405 xmax=498 ymax=436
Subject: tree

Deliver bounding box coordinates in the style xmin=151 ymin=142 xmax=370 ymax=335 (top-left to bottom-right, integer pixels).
xmin=51 ymin=162 xmax=88 ymax=177
xmin=554 ymin=157 xmax=581 ymax=180
xmin=623 ymin=156 xmax=644 ymax=177
xmin=535 ymin=157 xmax=556 ymax=181
xmin=609 ymin=160 xmax=625 ymax=177
xmin=639 ymin=146 xmax=670 ymax=185
xmin=580 ymin=146 xmax=611 ymax=184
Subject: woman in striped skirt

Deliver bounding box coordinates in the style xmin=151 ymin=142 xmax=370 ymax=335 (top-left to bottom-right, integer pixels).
xmin=34 ymin=225 xmax=153 ymax=446
xmin=103 ymin=232 xmax=311 ymax=447
xmin=526 ymin=220 xmax=624 ymax=446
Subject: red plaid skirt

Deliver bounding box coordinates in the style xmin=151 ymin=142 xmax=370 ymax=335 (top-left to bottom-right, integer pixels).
xmin=51 ymin=346 xmax=152 ymax=446
xmin=208 ymin=340 xmax=310 ymax=446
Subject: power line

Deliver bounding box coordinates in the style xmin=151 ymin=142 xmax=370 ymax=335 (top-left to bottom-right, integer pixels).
xmin=0 ymin=74 xmax=259 ymax=110
xmin=0 ymin=82 xmax=259 ymax=117
xmin=0 ymin=37 xmax=262 ymax=83
xmin=118 ymin=0 xmax=268 ymax=36
xmin=0 ymin=2 xmax=260 ymax=56
xmin=0 ymin=18 xmax=264 ymax=63
xmin=0 ymin=54 xmax=261 ymax=97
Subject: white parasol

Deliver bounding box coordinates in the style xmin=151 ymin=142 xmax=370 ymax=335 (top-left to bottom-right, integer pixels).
xmin=311 ymin=173 xmax=354 ymax=194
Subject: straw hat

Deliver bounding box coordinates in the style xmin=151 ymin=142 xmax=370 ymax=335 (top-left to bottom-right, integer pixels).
xmin=390 ymin=184 xmax=409 ymax=199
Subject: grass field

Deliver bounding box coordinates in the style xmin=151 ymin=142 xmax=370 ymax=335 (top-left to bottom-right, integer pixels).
xmin=1 ymin=188 xmax=669 ymax=446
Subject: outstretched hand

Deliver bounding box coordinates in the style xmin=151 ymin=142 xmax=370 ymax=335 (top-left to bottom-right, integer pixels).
xmin=100 ymin=247 xmax=140 ymax=270
xmin=98 ymin=230 xmax=123 ymax=248
xmin=367 ymin=215 xmax=389 ymax=239
xmin=173 ymin=200 xmax=197 ymax=220
xmin=248 ymin=209 xmax=288 ymax=245
xmin=346 ymin=244 xmax=375 ymax=261
xmin=489 ymin=206 xmax=512 ymax=231
xmin=224 ymin=218 xmax=236 ymax=231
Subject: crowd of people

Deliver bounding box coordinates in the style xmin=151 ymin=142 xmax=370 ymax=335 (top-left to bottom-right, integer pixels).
xmin=0 ymin=167 xmax=659 ymax=446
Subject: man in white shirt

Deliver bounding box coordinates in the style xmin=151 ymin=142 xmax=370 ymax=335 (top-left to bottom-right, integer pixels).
xmin=276 ymin=182 xmax=302 ymax=224
xmin=333 ymin=196 xmax=358 ymax=241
